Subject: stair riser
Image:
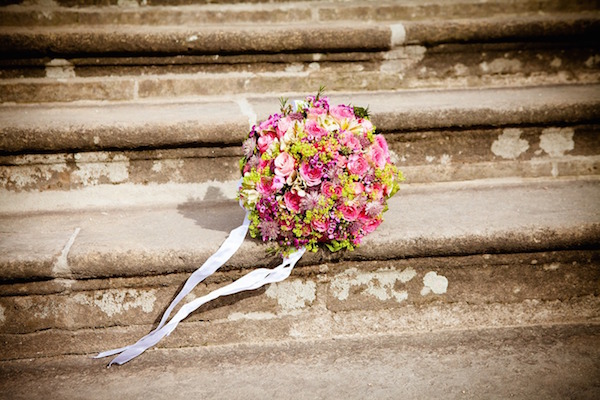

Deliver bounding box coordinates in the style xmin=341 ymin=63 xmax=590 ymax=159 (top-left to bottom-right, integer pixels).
xmin=2 ymin=44 xmax=598 ymax=103
xmin=2 ymin=124 xmax=598 ymax=191
xmin=0 ymin=251 xmax=598 ymax=358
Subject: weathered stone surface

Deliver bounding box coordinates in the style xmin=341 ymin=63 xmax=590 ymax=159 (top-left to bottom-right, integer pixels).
xmin=0 ymin=24 xmax=392 ymax=57
xmin=0 ymin=250 xmax=597 ymax=335
xmin=403 ymin=14 xmax=600 ymax=45
xmin=2 ymin=42 xmax=599 ymax=103
xmin=0 ymin=297 xmax=598 ymax=359
xmin=0 ymin=324 xmax=598 ymax=399
xmin=1 ymin=0 xmax=598 ymax=27
xmin=2 ymin=85 xmax=597 ymax=155
xmin=0 ymin=177 xmax=598 ymax=282
xmin=0 ymin=101 xmax=248 ymax=153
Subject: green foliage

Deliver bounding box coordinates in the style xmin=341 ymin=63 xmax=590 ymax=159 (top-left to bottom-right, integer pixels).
xmin=353 ymin=105 xmax=370 ymax=119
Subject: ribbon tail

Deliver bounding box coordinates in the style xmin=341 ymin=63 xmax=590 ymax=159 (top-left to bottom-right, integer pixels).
xmin=102 ymin=247 xmax=306 ymax=366
xmin=96 ymin=211 xmax=250 ymax=361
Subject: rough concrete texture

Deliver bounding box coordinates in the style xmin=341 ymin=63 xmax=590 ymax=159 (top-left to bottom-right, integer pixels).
xmin=0 ymin=325 xmax=598 ymax=399
xmin=1 ymin=0 xmax=598 ymax=26
xmin=0 ymin=24 xmax=392 ymax=57
xmin=1 ymin=177 xmax=598 ymax=280
xmin=0 ymin=100 xmax=249 ymax=153
xmin=1 ymin=124 xmax=598 ymax=191
xmin=1 ymin=84 xmax=598 ymax=154
xmin=3 ymin=43 xmax=599 ymax=103
xmin=0 ymin=249 xmax=597 ymax=335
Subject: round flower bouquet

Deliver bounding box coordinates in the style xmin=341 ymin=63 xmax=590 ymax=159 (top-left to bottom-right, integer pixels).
xmin=238 ymin=90 xmax=402 ymax=255
xmin=97 ymin=89 xmax=402 ymax=366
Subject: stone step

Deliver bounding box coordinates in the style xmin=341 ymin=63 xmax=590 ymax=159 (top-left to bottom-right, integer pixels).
xmin=2 ymin=0 xmax=598 ymax=27
xmin=1 ymin=11 xmax=598 ymax=103
xmin=0 ymin=324 xmax=599 ymax=399
xmin=0 ymin=177 xmax=598 ymax=358
xmin=1 ymin=85 xmax=599 ymax=192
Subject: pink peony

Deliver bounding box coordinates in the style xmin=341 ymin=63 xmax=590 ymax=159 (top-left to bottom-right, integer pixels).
xmin=283 ymin=191 xmax=302 ymax=212
xmin=299 ymin=163 xmax=323 ymax=186
xmin=274 ymin=152 xmax=295 ymax=177
xmin=347 ymin=154 xmax=369 ymax=176
xmin=329 ymin=105 xmax=355 ymax=121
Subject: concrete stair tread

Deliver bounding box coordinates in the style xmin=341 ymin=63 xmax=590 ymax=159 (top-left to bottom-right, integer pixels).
xmin=0 ymin=324 xmax=599 ymax=399
xmin=1 ymin=177 xmax=598 ymax=282
xmin=1 ymin=12 xmax=598 ymax=57
xmin=1 ymin=0 xmax=598 ymax=27
xmin=2 ymin=84 xmax=599 ymax=153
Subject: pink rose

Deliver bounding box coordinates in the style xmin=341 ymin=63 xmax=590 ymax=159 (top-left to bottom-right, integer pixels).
xmin=361 ymin=118 xmax=373 ymax=134
xmin=374 ymin=134 xmax=389 ymax=156
xmin=329 ymin=105 xmax=355 ymax=121
xmin=333 ymin=185 xmax=343 ymax=198
xmin=321 ymin=181 xmax=335 ymax=198
xmin=307 ymin=107 xmax=327 ymax=120
xmin=274 ymin=152 xmax=295 ymax=177
xmin=353 ymin=182 xmax=365 ymax=195
xmin=305 ymin=120 xmax=328 ymax=141
xmin=256 ymin=176 xmax=284 ymax=196
xmin=368 ymin=144 xmax=386 ymax=169
xmin=311 ymin=219 xmax=328 ymax=233
xmin=340 ymin=204 xmax=359 ymax=221
xmin=283 ymin=191 xmax=301 ymax=212
xmin=299 ymin=163 xmax=323 ymax=187
xmin=276 ymin=117 xmax=293 ymax=139
xmin=362 ymin=217 xmax=382 ymax=234
xmin=347 ymin=154 xmax=369 ymax=176
xmin=340 ymin=131 xmax=361 ymax=151
xmin=257 ymin=133 xmax=276 ymax=153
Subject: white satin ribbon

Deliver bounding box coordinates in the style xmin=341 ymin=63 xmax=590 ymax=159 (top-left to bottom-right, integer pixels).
xmin=96 ymin=211 xmax=306 ymax=366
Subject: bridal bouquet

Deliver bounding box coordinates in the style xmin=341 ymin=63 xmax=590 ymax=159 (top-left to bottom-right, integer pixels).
xmin=97 ymin=89 xmax=402 ymax=366
xmin=239 ymin=90 xmax=402 ymax=255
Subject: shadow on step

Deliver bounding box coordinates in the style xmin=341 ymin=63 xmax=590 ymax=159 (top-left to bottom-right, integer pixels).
xmin=176 ymin=185 xmax=245 ymax=233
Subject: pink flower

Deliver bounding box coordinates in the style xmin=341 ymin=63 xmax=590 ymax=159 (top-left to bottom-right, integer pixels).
xmin=305 ymin=120 xmax=328 ymax=141
xmin=283 ymin=191 xmax=301 ymax=212
xmin=307 ymin=107 xmax=327 ymax=120
xmin=353 ymin=182 xmax=365 ymax=195
xmin=340 ymin=131 xmax=361 ymax=151
xmin=276 ymin=117 xmax=293 ymax=139
xmin=329 ymin=105 xmax=355 ymax=121
xmin=360 ymin=118 xmax=373 ymax=134
xmin=374 ymin=134 xmax=389 ymax=156
xmin=256 ymin=176 xmax=284 ymax=196
xmin=299 ymin=163 xmax=323 ymax=187
xmin=362 ymin=217 xmax=382 ymax=234
xmin=321 ymin=181 xmax=334 ymax=197
xmin=257 ymin=133 xmax=276 ymax=153
xmin=347 ymin=154 xmax=369 ymax=176
xmin=274 ymin=152 xmax=295 ymax=177
xmin=311 ymin=219 xmax=328 ymax=233
xmin=340 ymin=204 xmax=359 ymax=221
xmin=368 ymin=144 xmax=387 ymax=169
